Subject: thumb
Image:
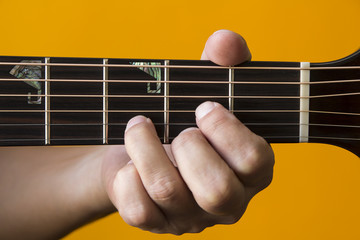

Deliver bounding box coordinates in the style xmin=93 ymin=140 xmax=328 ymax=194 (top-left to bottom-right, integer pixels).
xmin=201 ymin=30 xmax=252 ymax=66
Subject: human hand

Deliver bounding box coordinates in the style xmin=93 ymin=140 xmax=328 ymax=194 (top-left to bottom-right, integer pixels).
xmin=102 ymin=30 xmax=274 ymax=234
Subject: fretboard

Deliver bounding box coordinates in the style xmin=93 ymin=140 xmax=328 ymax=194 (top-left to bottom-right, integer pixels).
xmin=0 ymin=55 xmax=359 ymax=157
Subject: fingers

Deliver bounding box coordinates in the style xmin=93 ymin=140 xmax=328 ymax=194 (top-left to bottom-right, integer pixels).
xmin=195 ymin=102 xmax=274 ymax=190
xmin=111 ymin=104 xmax=273 ymax=233
xmin=119 ymin=115 xmax=248 ymax=233
xmin=200 ymin=31 xmax=273 ymax=196
xmin=124 ymin=116 xmax=191 ymax=210
xmin=171 ymin=128 xmax=246 ymax=216
xmin=111 ymin=163 xmax=167 ymax=231
xmin=201 ymin=29 xmax=252 ymax=66
xmin=106 ymin=30 xmax=274 ymax=234
xmin=123 ymin=116 xmax=203 ymax=234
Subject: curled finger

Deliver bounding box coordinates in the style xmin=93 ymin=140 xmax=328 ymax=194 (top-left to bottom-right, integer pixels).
xmin=171 ymin=128 xmax=246 ymax=217
xmin=110 ymin=163 xmax=167 ymax=231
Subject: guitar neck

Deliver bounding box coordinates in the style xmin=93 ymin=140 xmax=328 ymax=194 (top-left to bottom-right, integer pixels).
xmin=0 ymin=54 xmax=359 ymax=157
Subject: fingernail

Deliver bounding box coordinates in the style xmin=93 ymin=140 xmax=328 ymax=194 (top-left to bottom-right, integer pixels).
xmin=125 ymin=115 xmax=147 ymax=132
xmin=196 ymin=101 xmax=217 ymax=119
xmin=211 ymin=29 xmax=230 ymax=36
xmin=180 ymin=127 xmax=199 ymax=134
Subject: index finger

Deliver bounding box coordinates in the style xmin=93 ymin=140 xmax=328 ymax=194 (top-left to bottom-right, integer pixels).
xmin=124 ymin=116 xmax=195 ymax=216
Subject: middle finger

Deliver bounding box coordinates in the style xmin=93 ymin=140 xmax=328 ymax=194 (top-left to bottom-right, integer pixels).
xmin=124 ymin=116 xmax=196 ymax=218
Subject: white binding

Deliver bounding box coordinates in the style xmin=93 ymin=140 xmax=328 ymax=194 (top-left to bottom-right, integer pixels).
xmin=300 ymin=62 xmax=310 ymax=143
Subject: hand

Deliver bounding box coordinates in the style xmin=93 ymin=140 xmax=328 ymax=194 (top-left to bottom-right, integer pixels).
xmin=102 ymin=30 xmax=274 ymax=234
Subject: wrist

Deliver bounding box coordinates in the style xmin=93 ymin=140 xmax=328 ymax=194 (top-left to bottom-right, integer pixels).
xmin=100 ymin=145 xmax=132 ymax=210
xmin=71 ymin=146 xmax=117 ymax=221
xmin=0 ymin=146 xmax=117 ymax=239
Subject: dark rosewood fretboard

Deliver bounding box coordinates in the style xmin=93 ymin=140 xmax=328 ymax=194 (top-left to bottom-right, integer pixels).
xmin=0 ymin=51 xmax=359 ymax=157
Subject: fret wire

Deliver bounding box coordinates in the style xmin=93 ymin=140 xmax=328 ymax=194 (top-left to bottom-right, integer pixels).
xmin=1 ymin=78 xmax=360 ymax=85
xmin=164 ymin=60 xmax=170 ymax=144
xmin=1 ymin=136 xmax=359 ymax=142
xmin=0 ymin=92 xmax=359 ymax=99
xmin=103 ymin=58 xmax=109 ymax=144
xmin=228 ymin=67 xmax=234 ymax=112
xmin=0 ymin=61 xmax=359 ymax=70
xmin=0 ymin=109 xmax=359 ymax=116
xmin=45 ymin=57 xmax=51 ymax=145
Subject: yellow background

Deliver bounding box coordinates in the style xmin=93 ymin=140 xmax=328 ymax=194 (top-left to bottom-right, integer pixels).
xmin=1 ymin=0 xmax=359 ymax=239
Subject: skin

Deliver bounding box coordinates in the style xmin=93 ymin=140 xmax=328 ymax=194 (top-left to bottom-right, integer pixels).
xmin=0 ymin=30 xmax=274 ymax=239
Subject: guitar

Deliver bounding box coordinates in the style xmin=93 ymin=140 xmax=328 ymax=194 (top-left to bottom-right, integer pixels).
xmin=0 ymin=50 xmax=359 ymax=157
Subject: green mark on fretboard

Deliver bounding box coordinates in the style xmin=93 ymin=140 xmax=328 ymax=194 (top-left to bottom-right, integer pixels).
xmin=131 ymin=62 xmax=161 ymax=93
xmin=10 ymin=60 xmax=42 ymax=104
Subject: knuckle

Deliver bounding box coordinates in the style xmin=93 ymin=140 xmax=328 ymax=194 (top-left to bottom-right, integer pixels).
xmin=111 ymin=165 xmax=136 ymax=204
xmin=242 ymin=136 xmax=274 ymax=175
xmin=121 ymin=204 xmax=153 ymax=228
xmin=200 ymin=174 xmax=241 ymax=214
xmin=147 ymin=176 xmax=178 ymax=202
xmin=240 ymin=136 xmax=275 ymax=187
xmin=242 ymin=144 xmax=264 ymax=174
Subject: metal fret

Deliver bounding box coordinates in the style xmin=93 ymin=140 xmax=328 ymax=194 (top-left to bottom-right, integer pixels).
xmin=229 ymin=68 xmax=234 ymax=112
xmin=103 ymin=59 xmax=109 ymax=144
xmin=45 ymin=57 xmax=51 ymax=145
xmin=164 ymin=60 xmax=170 ymax=143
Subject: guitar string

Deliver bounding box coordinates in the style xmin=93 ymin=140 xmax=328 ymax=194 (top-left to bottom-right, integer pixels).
xmin=1 ymin=62 xmax=358 ymax=124
xmin=0 ymin=92 xmax=359 ymax=99
xmin=1 ymin=62 xmax=358 ymax=143
xmin=0 ymin=61 xmax=359 ymax=70
xmin=1 ymin=136 xmax=359 ymax=142
xmin=1 ymin=62 xmax=358 ymax=99
xmin=1 ymin=78 xmax=360 ymax=85
xmin=0 ymin=109 xmax=359 ymax=116
xmin=1 ymin=122 xmax=360 ymax=128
